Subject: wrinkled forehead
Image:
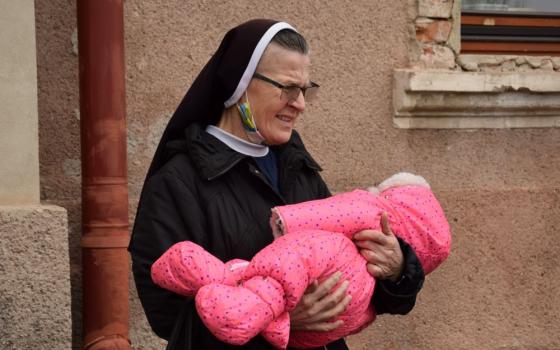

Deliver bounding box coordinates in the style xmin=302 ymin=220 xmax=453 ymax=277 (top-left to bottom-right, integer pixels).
xmin=257 ymin=43 xmax=311 ymax=81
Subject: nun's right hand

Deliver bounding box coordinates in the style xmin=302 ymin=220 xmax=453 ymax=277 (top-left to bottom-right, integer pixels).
xmin=289 ymin=271 xmax=352 ymax=331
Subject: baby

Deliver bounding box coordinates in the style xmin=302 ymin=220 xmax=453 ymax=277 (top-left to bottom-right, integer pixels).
xmin=151 ymin=172 xmax=451 ymax=349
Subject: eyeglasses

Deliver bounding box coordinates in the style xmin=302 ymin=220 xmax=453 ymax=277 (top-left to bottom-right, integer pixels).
xmin=253 ymin=72 xmax=319 ymax=102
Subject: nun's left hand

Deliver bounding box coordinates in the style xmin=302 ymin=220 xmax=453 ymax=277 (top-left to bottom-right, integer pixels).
xmin=290 ymin=272 xmax=351 ymax=331
xmin=353 ymin=213 xmax=404 ymax=282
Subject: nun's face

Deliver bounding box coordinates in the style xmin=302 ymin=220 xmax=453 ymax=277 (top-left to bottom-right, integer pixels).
xmin=246 ymin=44 xmax=310 ymax=145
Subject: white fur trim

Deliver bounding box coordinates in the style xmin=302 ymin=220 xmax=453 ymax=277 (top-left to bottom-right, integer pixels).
xmin=224 ymin=22 xmax=297 ymax=107
xmin=270 ymin=208 xmax=285 ymax=239
xmin=376 ymin=172 xmax=431 ymax=192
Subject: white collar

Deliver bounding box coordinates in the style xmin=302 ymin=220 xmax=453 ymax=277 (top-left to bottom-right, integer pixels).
xmin=206 ymin=125 xmax=269 ymax=157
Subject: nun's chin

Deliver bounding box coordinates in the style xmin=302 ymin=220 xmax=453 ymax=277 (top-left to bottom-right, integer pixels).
xmin=262 ymin=129 xmax=293 ymax=145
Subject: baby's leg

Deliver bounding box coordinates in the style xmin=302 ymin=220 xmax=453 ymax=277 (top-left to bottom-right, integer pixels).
xmin=195 ymin=231 xmax=356 ymax=348
xmin=196 ymin=275 xmax=286 ymax=346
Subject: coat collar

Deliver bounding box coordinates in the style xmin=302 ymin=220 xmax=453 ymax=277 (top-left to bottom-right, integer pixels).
xmin=166 ymin=123 xmax=322 ymax=181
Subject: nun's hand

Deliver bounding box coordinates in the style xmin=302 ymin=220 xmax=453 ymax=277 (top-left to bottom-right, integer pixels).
xmin=289 ymin=271 xmax=352 ymax=331
xmin=353 ymin=213 xmax=404 ymax=282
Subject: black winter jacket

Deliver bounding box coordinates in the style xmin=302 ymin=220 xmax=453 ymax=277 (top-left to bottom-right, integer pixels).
xmin=129 ymin=124 xmax=424 ymax=350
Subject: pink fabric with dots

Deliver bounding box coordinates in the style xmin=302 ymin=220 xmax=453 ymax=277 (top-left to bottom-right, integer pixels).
xmin=275 ymin=187 xmax=451 ymax=275
xmin=151 ymin=185 xmax=450 ymax=349
xmin=241 ymin=229 xmax=376 ymax=348
xmin=151 ymin=231 xmax=374 ymax=349
xmin=150 ymin=240 xmax=243 ymax=296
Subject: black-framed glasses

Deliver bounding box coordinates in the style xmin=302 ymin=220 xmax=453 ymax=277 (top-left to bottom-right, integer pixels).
xmin=253 ymin=72 xmax=319 ymax=102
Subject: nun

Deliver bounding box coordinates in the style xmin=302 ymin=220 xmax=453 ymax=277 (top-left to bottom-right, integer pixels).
xmin=129 ymin=19 xmax=424 ymax=350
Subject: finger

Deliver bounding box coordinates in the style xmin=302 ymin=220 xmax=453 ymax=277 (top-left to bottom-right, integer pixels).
xmin=306 ymin=280 xmax=349 ymax=321
xmin=354 ymin=231 xmax=388 ymax=246
xmin=295 ymin=281 xmax=320 ymax=311
xmin=314 ymin=271 xmax=342 ymax=296
xmin=305 ymin=280 xmax=319 ymax=294
xmin=303 ymin=272 xmax=342 ymax=306
xmin=381 ymin=212 xmax=394 ymax=236
xmin=292 ymin=276 xmax=347 ymax=323
xmin=366 ymin=263 xmax=386 ymax=278
xmin=352 ymin=229 xmax=375 ymax=241
xmin=359 ymin=249 xmax=385 ymax=265
xmin=312 ymin=294 xmax=352 ymax=323
xmin=353 ymin=239 xmax=376 ymax=251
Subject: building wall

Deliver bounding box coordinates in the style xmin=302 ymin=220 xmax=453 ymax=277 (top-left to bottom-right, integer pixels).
xmin=0 ymin=1 xmax=71 ymax=348
xmin=34 ymin=0 xmax=560 ymax=349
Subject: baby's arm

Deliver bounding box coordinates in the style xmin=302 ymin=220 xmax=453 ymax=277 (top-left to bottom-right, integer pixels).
xmin=271 ymin=189 xmax=388 ymax=240
xmin=271 ymin=173 xmax=451 ymax=274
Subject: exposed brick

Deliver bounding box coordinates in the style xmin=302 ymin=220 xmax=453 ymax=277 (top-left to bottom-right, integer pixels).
xmin=416 ymin=44 xmax=456 ymax=69
xmin=416 ymin=19 xmax=452 ymax=43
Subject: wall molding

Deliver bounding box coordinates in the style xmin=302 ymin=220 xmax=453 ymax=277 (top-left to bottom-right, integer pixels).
xmin=393 ymin=69 xmax=560 ymax=129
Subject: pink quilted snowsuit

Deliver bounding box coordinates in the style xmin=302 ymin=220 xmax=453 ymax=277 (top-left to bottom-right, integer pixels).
xmin=151 ymin=174 xmax=451 ymax=349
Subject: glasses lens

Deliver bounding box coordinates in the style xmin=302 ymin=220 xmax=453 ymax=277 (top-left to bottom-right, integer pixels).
xmin=282 ymin=85 xmax=319 ymax=102
xmin=303 ymin=85 xmax=319 ymax=102
xmin=281 ymin=87 xmax=300 ymax=102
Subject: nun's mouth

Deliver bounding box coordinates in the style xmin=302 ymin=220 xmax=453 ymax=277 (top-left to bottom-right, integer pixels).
xmin=276 ymin=114 xmax=295 ymax=122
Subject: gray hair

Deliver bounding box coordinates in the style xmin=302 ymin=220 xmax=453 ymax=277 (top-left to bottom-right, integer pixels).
xmin=271 ymin=29 xmax=309 ymax=54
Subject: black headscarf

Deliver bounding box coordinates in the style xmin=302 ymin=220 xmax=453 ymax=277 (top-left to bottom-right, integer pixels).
xmin=145 ymin=19 xmax=297 ymax=179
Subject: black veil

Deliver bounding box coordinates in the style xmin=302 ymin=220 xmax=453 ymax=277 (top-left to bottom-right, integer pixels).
xmin=145 ymin=19 xmax=296 ymax=179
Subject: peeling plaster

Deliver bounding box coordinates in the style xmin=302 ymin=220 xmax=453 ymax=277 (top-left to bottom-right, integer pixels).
xmin=458 ymin=55 xmax=560 ymax=73
xmin=418 ymin=0 xmax=453 ymax=18
xmin=416 ymin=44 xmax=456 ymax=69
xmin=412 ymin=0 xmax=560 ymax=73
xmin=492 ymin=85 xmax=532 ymax=93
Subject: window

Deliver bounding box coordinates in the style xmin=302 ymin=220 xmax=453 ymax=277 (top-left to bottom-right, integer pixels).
xmin=392 ymin=0 xmax=560 ymax=129
xmin=461 ymin=0 xmax=560 ymax=55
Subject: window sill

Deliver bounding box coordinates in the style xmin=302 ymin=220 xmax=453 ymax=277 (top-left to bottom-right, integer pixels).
xmin=393 ymin=68 xmax=560 ymax=128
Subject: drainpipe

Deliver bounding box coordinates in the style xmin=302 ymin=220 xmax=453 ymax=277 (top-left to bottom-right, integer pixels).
xmin=77 ymin=1 xmax=131 ymax=349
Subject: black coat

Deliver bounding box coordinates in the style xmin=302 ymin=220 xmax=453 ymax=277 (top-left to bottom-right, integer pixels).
xmin=129 ymin=124 xmax=424 ymax=350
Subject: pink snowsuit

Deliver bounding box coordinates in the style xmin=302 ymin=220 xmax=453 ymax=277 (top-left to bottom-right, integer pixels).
xmin=151 ymin=174 xmax=451 ymax=349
